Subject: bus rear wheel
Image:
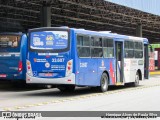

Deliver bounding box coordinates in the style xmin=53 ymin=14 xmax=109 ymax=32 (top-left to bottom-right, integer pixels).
xmin=98 ymin=73 xmax=108 ymax=92
xmin=133 ymin=72 xmax=139 ymax=87
xmin=58 ymin=85 xmax=75 ymax=92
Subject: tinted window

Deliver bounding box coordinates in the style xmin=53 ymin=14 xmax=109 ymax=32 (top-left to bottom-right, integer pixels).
xmin=103 ymin=38 xmax=114 ymax=58
xmin=77 ymin=35 xmax=114 ymax=58
xmin=91 ymin=48 xmax=103 ymax=57
xmin=134 ymin=42 xmax=143 ymax=50
xmin=91 ymin=37 xmax=103 ymax=57
xmin=125 ymin=41 xmax=143 ymax=58
xmin=77 ymin=35 xmax=90 ymax=57
xmin=77 ymin=47 xmax=90 ymax=57
xmin=134 ymin=42 xmax=143 ymax=58
xmin=0 ymin=35 xmax=20 ymax=48
xmin=125 ymin=41 xmax=134 ymax=49
xmin=77 ymin=35 xmax=90 ymax=46
xmin=91 ymin=37 xmax=102 ymax=47
xmin=0 ymin=35 xmax=21 ymax=52
xmin=124 ymin=41 xmax=134 ymax=58
xmin=135 ymin=50 xmax=143 ymax=58
xmin=125 ymin=50 xmax=134 ymax=58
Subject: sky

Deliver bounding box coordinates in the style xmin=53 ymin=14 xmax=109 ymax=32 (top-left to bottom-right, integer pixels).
xmin=106 ymin=0 xmax=160 ymax=16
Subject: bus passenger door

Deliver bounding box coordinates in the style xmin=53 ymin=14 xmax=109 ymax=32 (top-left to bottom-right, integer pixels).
xmin=115 ymin=42 xmax=124 ymax=83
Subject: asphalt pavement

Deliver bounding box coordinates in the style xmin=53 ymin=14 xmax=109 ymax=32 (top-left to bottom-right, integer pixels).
xmin=0 ymin=75 xmax=160 ymax=120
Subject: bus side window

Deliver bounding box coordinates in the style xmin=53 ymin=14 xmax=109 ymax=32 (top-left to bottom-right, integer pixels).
xmin=77 ymin=36 xmax=83 ymax=46
xmin=78 ymin=47 xmax=90 ymax=57
xmin=91 ymin=37 xmax=103 ymax=57
xmin=134 ymin=42 xmax=143 ymax=58
xmin=91 ymin=37 xmax=94 ymax=46
xmin=103 ymin=38 xmax=114 ymax=58
xmin=124 ymin=41 xmax=134 ymax=58
xmin=77 ymin=34 xmax=90 ymax=58
xmin=91 ymin=48 xmax=103 ymax=57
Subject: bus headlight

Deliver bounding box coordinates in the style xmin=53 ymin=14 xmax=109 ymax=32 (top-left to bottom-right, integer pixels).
xmin=66 ymin=60 xmax=73 ymax=77
xmin=26 ymin=60 xmax=33 ymax=76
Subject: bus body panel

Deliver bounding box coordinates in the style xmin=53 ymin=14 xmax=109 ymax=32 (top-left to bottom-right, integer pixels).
xmin=27 ymin=52 xmax=70 ymax=78
xmin=0 ymin=33 xmax=27 ymax=80
xmin=26 ymin=29 xmax=75 ymax=84
xmin=75 ymin=58 xmax=116 ymax=86
xmin=0 ymin=55 xmax=20 ymax=78
xmin=124 ymin=59 xmax=144 ymax=83
xmin=26 ymin=73 xmax=75 ymax=84
xmin=76 ymin=58 xmax=98 ymax=86
xmin=26 ymin=27 xmax=150 ymax=88
xmin=74 ymin=30 xmax=116 ymax=86
xmin=123 ymin=37 xmax=146 ymax=83
xmin=20 ymin=34 xmax=27 ymax=80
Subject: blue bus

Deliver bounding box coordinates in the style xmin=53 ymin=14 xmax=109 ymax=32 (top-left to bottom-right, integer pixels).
xmin=0 ymin=33 xmax=27 ymax=82
xmin=26 ymin=27 xmax=149 ymax=92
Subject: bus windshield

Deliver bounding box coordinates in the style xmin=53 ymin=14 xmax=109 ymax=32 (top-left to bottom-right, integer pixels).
xmin=0 ymin=35 xmax=20 ymax=52
xmin=30 ymin=31 xmax=69 ymax=51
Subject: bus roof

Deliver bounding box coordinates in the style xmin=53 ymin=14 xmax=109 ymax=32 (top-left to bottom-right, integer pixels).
xmin=72 ymin=28 xmax=148 ymax=42
xmin=29 ymin=27 xmax=148 ymax=43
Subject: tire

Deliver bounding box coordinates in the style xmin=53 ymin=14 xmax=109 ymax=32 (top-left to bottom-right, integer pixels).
xmin=133 ymin=72 xmax=139 ymax=87
xmin=58 ymin=85 xmax=75 ymax=92
xmin=98 ymin=73 xmax=108 ymax=92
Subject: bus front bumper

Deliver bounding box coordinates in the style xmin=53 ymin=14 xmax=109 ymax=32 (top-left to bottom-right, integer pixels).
xmin=26 ymin=73 xmax=75 ymax=85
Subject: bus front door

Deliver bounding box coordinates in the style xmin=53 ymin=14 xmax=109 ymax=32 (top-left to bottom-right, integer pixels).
xmin=115 ymin=42 xmax=124 ymax=84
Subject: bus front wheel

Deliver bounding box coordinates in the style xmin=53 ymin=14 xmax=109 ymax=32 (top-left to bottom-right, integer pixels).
xmin=133 ymin=72 xmax=139 ymax=87
xmin=98 ymin=73 xmax=108 ymax=92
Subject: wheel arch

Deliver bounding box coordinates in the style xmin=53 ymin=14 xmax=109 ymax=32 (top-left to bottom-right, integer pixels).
xmin=103 ymin=70 xmax=110 ymax=84
xmin=137 ymin=69 xmax=142 ymax=80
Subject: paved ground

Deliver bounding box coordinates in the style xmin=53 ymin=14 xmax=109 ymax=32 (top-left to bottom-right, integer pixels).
xmin=0 ymin=75 xmax=160 ymax=120
xmin=150 ymin=70 xmax=160 ymax=75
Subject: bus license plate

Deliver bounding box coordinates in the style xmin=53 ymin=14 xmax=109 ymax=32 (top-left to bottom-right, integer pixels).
xmin=45 ymin=73 xmax=53 ymax=77
xmin=0 ymin=74 xmax=6 ymax=77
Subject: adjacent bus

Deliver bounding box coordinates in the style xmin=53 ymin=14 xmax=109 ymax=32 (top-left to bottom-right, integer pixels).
xmin=26 ymin=27 xmax=149 ymax=92
xmin=0 ymin=33 xmax=27 ymax=82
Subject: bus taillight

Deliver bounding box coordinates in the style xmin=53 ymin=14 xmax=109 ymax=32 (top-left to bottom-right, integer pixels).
xmin=68 ymin=66 xmax=71 ymax=70
xmin=66 ymin=60 xmax=73 ymax=76
xmin=18 ymin=61 xmax=23 ymax=72
xmin=28 ymin=66 xmax=31 ymax=70
xmin=27 ymin=60 xmax=33 ymax=76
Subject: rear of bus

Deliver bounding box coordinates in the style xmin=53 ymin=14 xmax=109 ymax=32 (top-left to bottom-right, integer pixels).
xmin=0 ymin=33 xmax=27 ymax=81
xmin=26 ymin=28 xmax=75 ymax=85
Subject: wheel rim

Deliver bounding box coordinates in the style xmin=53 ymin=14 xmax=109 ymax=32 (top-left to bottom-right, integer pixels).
xmin=135 ymin=74 xmax=139 ymax=85
xmin=102 ymin=77 xmax=107 ymax=90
